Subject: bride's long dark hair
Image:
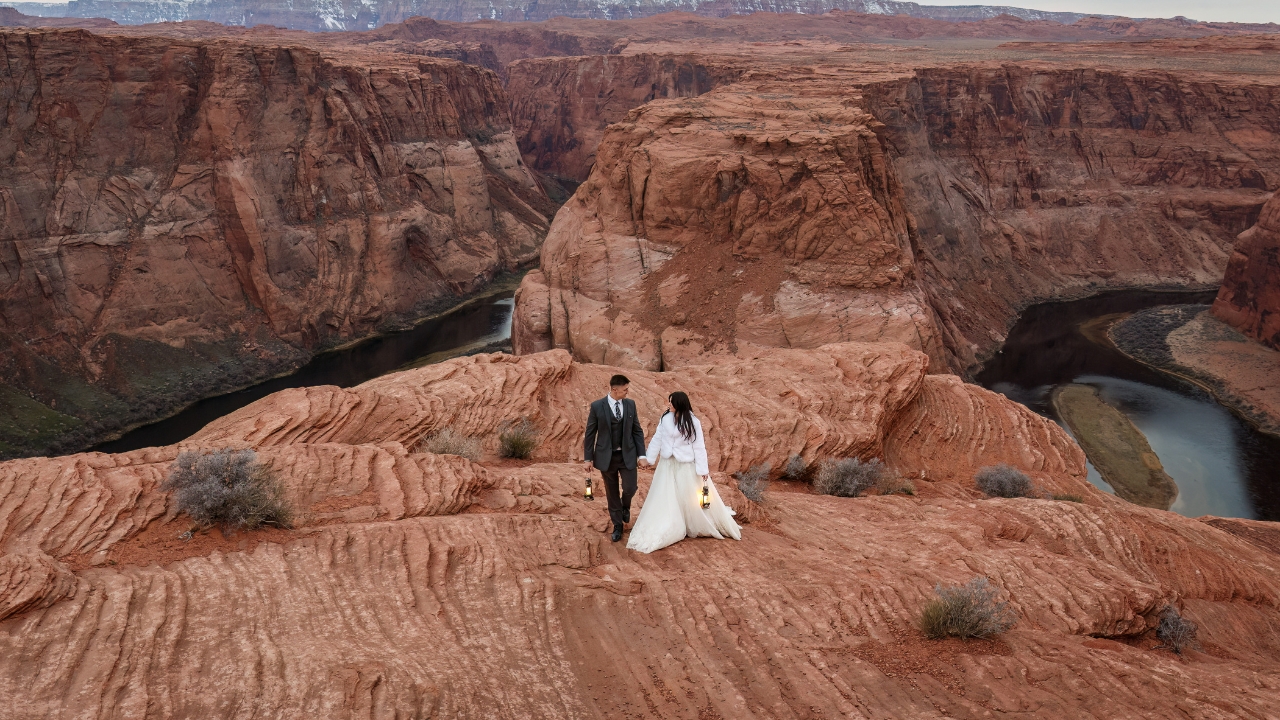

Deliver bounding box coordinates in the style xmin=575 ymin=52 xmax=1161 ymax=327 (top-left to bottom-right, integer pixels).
xmin=668 ymin=391 xmax=696 ymax=442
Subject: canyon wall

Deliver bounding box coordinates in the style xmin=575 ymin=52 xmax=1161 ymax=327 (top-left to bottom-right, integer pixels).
xmin=0 ymin=28 xmax=552 ymax=458
xmin=1214 ymin=192 xmax=1280 ymax=348
xmin=861 ymin=66 xmax=1280 ymax=370
xmin=514 ymin=61 xmax=1280 ymax=373
xmin=507 ymin=54 xmax=744 ymax=182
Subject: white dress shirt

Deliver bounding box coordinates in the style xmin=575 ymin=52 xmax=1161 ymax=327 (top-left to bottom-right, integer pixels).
xmin=645 ymin=413 xmax=710 ymax=476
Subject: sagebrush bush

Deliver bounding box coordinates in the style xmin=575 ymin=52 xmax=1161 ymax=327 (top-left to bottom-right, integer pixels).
xmin=418 ymin=427 xmax=481 ymax=460
xmin=1155 ymin=605 xmax=1198 ymax=655
xmin=498 ymin=418 xmax=539 ymax=459
xmin=783 ymin=454 xmax=812 ymax=481
xmin=162 ymin=449 xmax=292 ymax=530
xmin=918 ymin=576 xmax=1017 ymax=640
xmin=1052 ymin=493 xmax=1084 ymax=503
xmin=733 ymin=462 xmax=771 ymax=502
xmin=974 ymin=464 xmax=1036 ymax=498
xmin=813 ymin=458 xmax=886 ymax=497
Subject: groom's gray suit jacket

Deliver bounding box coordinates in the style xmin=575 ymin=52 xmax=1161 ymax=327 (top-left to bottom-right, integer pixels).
xmin=583 ymin=397 xmax=645 ymax=471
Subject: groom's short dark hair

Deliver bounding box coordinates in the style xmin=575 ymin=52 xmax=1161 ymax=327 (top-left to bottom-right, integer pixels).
xmin=609 ymin=374 xmax=630 ymax=387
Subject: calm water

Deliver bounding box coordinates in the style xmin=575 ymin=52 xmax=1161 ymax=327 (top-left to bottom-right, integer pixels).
xmin=976 ymin=290 xmax=1280 ymax=521
xmin=93 ymin=294 xmax=515 ymax=453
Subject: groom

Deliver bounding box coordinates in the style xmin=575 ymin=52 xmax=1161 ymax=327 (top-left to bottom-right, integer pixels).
xmin=583 ymin=374 xmax=646 ymax=542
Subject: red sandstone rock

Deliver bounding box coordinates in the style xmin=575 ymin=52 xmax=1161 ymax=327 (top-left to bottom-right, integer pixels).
xmin=1214 ymin=192 xmax=1280 ymax=349
xmin=0 ymin=28 xmax=552 ymax=456
xmin=1 ymin=346 xmax=1279 ymax=716
xmin=514 ymin=57 xmax=1280 ymax=373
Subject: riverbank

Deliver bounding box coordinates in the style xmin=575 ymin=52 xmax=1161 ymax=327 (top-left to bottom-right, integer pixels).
xmin=1110 ymin=305 xmax=1280 ymax=437
xmin=0 ymin=272 xmax=528 ymax=460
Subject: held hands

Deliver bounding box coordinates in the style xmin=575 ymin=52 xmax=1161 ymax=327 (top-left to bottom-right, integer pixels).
xmin=638 ymin=458 xmax=650 ymax=467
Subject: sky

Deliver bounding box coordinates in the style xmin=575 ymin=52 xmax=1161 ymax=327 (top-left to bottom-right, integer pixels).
xmin=3 ymin=0 xmax=1277 ymax=24
xmin=986 ymin=1 xmax=1278 ymax=24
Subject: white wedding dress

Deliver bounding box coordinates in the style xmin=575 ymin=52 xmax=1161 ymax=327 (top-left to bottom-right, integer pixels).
xmin=627 ymin=412 xmax=741 ymax=554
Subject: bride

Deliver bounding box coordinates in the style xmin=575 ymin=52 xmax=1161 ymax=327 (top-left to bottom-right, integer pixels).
xmin=628 ymin=391 xmax=741 ymax=554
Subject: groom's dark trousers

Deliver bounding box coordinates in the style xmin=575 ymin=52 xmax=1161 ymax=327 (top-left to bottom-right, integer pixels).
xmin=584 ymin=397 xmax=645 ymax=528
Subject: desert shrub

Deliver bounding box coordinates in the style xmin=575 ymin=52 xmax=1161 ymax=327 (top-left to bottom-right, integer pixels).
xmin=918 ymin=576 xmax=1017 ymax=640
xmin=1052 ymin=493 xmax=1084 ymax=503
xmin=418 ymin=427 xmax=481 ymax=460
xmin=733 ymin=462 xmax=771 ymax=502
xmin=813 ymin=457 xmax=886 ymax=498
xmin=876 ymin=475 xmax=916 ymax=496
xmin=162 ymin=449 xmax=292 ymax=530
xmin=498 ymin=417 xmax=539 ymax=459
xmin=1155 ymin=605 xmax=1198 ymax=655
xmin=783 ymin=454 xmax=812 ymax=481
xmin=974 ymin=464 xmax=1036 ymax=499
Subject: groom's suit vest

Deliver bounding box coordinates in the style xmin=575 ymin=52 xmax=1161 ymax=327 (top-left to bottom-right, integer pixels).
xmin=608 ymin=404 xmax=624 ymax=451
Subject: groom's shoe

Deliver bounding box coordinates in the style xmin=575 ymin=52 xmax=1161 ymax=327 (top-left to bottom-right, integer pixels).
xmin=623 ymin=509 xmax=631 ymax=524
xmin=611 ymin=524 xmax=623 ymax=542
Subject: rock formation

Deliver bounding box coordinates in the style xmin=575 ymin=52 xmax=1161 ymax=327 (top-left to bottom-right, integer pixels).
xmin=0 ymin=28 xmax=553 ymax=458
xmin=514 ymin=47 xmax=1280 ymax=374
xmin=2 ymin=345 xmax=1279 ymax=716
xmin=1214 ymin=192 xmax=1280 ymax=349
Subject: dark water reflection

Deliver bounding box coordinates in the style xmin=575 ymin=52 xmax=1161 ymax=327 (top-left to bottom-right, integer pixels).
xmin=93 ymin=293 xmax=515 ymax=454
xmin=976 ymin=290 xmax=1280 ymax=521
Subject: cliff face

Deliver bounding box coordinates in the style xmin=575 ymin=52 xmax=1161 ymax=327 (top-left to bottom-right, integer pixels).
xmin=3 ymin=345 xmax=1279 ymax=716
xmin=0 ymin=29 xmax=551 ymax=457
xmin=862 ymin=66 xmax=1280 ymax=370
xmin=1214 ymin=193 xmax=1280 ymax=348
xmin=514 ymin=62 xmax=1280 ymax=373
xmin=512 ymin=85 xmax=951 ymax=371
xmin=507 ymin=54 xmax=744 ymax=182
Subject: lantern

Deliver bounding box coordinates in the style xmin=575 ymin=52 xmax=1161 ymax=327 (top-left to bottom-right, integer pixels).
xmin=584 ymin=476 xmax=594 ymax=501
xmin=700 ymin=483 xmax=711 ymax=509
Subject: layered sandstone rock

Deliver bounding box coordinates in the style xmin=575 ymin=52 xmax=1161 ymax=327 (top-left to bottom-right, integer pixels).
xmin=512 ymin=87 xmax=950 ymax=371
xmin=2 ymin=345 xmax=1279 ymax=717
xmin=0 ymin=28 xmax=552 ymax=457
xmin=862 ymin=66 xmax=1280 ymax=370
xmin=507 ymin=54 xmax=744 ymax=182
xmin=514 ymin=58 xmax=1280 ymax=373
xmin=1214 ymin=192 xmax=1280 ymax=349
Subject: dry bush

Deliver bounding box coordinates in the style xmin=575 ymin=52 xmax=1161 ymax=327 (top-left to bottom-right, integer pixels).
xmin=733 ymin=462 xmax=771 ymax=502
xmin=162 ymin=449 xmax=292 ymax=530
xmin=783 ymin=454 xmax=812 ymax=482
xmin=498 ymin=417 xmax=539 ymax=459
xmin=1052 ymin=493 xmax=1084 ymax=503
xmin=918 ymin=577 xmax=1017 ymax=640
xmin=876 ymin=474 xmax=916 ymax=496
xmin=974 ymin=464 xmax=1036 ymax=498
xmin=418 ymin=427 xmax=481 ymax=460
xmin=813 ymin=458 xmax=886 ymax=498
xmin=1155 ymin=605 xmax=1198 ymax=655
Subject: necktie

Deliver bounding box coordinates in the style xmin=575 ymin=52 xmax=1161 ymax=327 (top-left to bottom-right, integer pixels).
xmin=613 ymin=400 xmax=621 ymax=420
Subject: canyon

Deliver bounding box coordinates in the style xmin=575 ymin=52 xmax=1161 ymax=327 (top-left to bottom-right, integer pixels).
xmin=0 ymin=27 xmax=553 ymax=457
xmin=0 ymin=9 xmax=1278 ymax=719
xmin=511 ymin=40 xmax=1280 ymax=373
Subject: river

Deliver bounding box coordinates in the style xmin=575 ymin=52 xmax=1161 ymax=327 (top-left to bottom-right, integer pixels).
xmin=976 ymin=290 xmax=1280 ymax=521
xmin=93 ymin=292 xmax=515 ymax=454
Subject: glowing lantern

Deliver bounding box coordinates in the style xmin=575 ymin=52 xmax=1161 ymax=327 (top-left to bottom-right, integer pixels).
xmin=700 ymin=483 xmax=711 ymax=509
xmin=584 ymin=476 xmax=594 ymax=501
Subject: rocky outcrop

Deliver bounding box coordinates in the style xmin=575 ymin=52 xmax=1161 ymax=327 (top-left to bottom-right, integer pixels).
xmin=2 ymin=345 xmax=1280 ymax=717
xmin=512 ymin=86 xmax=951 ymax=371
xmin=1214 ymin=192 xmax=1280 ymax=349
xmin=0 ymin=28 xmax=552 ymax=458
xmin=507 ymin=54 xmax=744 ymax=182
xmin=514 ymin=62 xmax=1280 ymax=374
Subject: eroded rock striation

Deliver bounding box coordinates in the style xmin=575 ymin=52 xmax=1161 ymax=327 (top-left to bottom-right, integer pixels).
xmin=0 ymin=28 xmax=552 ymax=457
xmin=1214 ymin=192 xmax=1280 ymax=349
xmin=1 ymin=345 xmax=1279 ymax=717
